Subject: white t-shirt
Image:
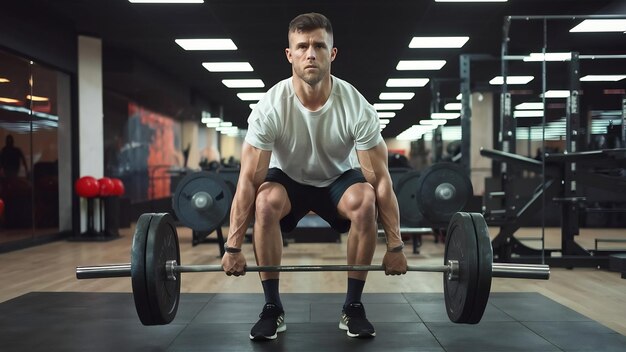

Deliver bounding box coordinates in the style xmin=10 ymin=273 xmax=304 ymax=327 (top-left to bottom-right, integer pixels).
xmin=245 ymin=75 xmax=382 ymax=187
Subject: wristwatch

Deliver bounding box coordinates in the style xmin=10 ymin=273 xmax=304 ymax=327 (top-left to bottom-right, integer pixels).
xmin=387 ymin=242 xmax=405 ymax=253
xmin=224 ymin=243 xmax=241 ymax=253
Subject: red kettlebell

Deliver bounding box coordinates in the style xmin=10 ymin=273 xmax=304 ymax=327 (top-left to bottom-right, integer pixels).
xmin=98 ymin=177 xmax=116 ymax=197
xmin=75 ymin=176 xmax=100 ymax=198
xmin=111 ymin=178 xmax=125 ymax=196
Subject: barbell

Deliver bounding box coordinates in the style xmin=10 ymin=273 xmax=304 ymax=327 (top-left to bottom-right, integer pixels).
xmin=75 ymin=211 xmax=550 ymax=326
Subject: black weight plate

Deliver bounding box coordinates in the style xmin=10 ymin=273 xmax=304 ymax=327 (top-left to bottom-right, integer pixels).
xmin=394 ymin=171 xmax=424 ymax=226
xmin=172 ymin=171 xmax=233 ymax=232
xmin=443 ymin=212 xmax=478 ymax=323
xmin=468 ymin=213 xmax=493 ymax=324
xmin=131 ymin=213 xmax=156 ymax=325
xmin=417 ymin=162 xmax=473 ymax=224
xmin=145 ymin=213 xmax=181 ymax=325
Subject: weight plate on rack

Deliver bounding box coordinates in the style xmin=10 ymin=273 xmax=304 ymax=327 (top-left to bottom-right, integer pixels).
xmin=417 ymin=163 xmax=473 ymax=224
xmin=394 ymin=171 xmax=424 ymax=227
xmin=172 ymin=171 xmax=233 ymax=232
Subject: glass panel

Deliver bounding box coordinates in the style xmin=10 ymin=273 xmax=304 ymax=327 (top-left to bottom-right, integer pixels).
xmin=0 ymin=49 xmax=34 ymax=243
xmin=30 ymin=62 xmax=60 ymax=235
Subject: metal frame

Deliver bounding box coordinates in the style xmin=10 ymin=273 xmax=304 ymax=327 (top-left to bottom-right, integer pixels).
xmin=459 ymin=55 xmax=472 ymax=172
xmin=487 ymin=14 xmax=626 ymax=268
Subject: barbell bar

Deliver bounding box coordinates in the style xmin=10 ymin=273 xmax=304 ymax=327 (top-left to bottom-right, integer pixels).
xmin=76 ymin=262 xmax=549 ymax=281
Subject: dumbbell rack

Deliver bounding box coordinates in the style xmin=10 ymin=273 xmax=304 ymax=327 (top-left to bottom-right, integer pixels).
xmin=69 ymin=195 xmax=121 ymax=242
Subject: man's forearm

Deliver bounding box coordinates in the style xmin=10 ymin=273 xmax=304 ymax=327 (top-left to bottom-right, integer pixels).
xmin=226 ymin=181 xmax=257 ymax=249
xmin=375 ymin=181 xmax=404 ymax=250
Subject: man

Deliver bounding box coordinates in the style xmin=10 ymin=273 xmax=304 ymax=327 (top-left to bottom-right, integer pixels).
xmin=0 ymin=135 xmax=28 ymax=178
xmin=221 ymin=12 xmax=407 ymax=341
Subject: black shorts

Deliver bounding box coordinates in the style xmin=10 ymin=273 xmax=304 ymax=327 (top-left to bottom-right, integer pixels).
xmin=264 ymin=168 xmax=367 ymax=233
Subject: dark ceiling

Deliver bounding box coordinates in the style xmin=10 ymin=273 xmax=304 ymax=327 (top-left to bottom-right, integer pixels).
xmin=8 ymin=0 xmax=626 ymax=137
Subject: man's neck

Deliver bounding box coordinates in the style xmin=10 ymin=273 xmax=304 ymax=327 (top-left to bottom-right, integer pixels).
xmin=292 ymin=75 xmax=332 ymax=111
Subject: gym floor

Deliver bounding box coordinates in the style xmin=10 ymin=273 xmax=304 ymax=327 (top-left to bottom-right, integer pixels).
xmin=2 ymin=291 xmax=625 ymax=351
xmin=0 ymin=225 xmax=625 ymax=351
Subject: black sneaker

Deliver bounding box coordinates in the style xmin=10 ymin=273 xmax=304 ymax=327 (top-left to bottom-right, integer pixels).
xmin=249 ymin=303 xmax=286 ymax=341
xmin=339 ymin=302 xmax=376 ymax=338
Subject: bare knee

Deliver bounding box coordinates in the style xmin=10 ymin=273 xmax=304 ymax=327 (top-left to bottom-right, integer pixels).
xmin=340 ymin=183 xmax=377 ymax=226
xmin=255 ymin=183 xmax=289 ymax=228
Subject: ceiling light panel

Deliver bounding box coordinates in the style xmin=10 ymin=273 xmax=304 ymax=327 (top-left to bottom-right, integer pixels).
xmin=435 ymin=0 xmax=506 ymax=2
xmin=515 ymin=102 xmax=544 ymax=110
xmin=513 ymin=110 xmax=544 ymax=118
xmin=420 ymin=119 xmax=447 ymax=125
xmin=444 ymin=103 xmax=462 ymax=111
xmin=489 ymin=76 xmax=534 ymax=85
xmin=379 ymin=92 xmax=415 ymax=100
xmin=222 ymin=79 xmax=265 ymax=88
xmin=130 ymin=0 xmax=203 ymax=2
xmin=422 ymin=126 xmax=462 ymax=142
xmin=175 ymin=39 xmax=237 ymax=50
xmin=570 ymin=19 xmax=626 ymax=33
xmin=0 ymin=97 xmax=20 ymax=104
xmin=27 ymin=95 xmax=49 ymax=101
xmin=201 ymin=117 xmax=221 ymax=124
xmin=580 ymin=75 xmax=626 ymax=82
xmin=377 ymin=112 xmax=396 ymax=118
xmin=202 ymin=62 xmax=253 ymax=72
xmin=431 ymin=112 xmax=460 ymax=119
xmin=408 ymin=36 xmax=469 ymax=49
xmin=396 ymin=60 xmax=446 ymax=70
xmin=386 ymin=78 xmax=429 ymax=87
xmin=396 ymin=124 xmax=439 ymax=141
xmin=374 ymin=103 xmax=404 ymax=110
xmin=523 ymin=52 xmax=571 ymax=62
xmin=237 ymin=92 xmax=266 ymax=101
xmin=541 ymin=90 xmax=570 ymax=98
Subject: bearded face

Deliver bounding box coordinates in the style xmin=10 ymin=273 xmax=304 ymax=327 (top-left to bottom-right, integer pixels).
xmin=286 ymin=28 xmax=336 ymax=87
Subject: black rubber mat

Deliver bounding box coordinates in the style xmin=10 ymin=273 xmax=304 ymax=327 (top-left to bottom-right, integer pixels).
xmin=1 ymin=292 xmax=625 ymax=352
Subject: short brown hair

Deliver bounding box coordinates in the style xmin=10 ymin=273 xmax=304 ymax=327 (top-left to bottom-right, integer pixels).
xmin=288 ymin=13 xmax=333 ymax=39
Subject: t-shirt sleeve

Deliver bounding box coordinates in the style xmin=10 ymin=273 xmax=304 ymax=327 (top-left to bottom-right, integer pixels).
xmin=244 ymin=108 xmax=276 ymax=151
xmin=354 ymin=104 xmax=382 ymax=150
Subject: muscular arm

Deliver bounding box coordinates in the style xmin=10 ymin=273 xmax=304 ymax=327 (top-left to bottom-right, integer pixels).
xmin=356 ymin=141 xmax=403 ymax=250
xmin=225 ymin=142 xmax=272 ymax=249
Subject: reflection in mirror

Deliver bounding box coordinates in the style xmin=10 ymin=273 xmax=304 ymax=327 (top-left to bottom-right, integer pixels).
xmin=0 ymin=49 xmax=34 ymax=243
xmin=31 ymin=63 xmax=60 ymax=234
xmin=0 ymin=49 xmax=67 ymax=245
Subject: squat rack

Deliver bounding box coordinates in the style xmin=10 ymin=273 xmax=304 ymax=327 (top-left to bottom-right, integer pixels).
xmin=485 ymin=14 xmax=626 ymax=268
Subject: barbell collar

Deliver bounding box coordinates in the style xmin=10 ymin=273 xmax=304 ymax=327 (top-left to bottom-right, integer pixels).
xmin=446 ymin=260 xmax=459 ymax=281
